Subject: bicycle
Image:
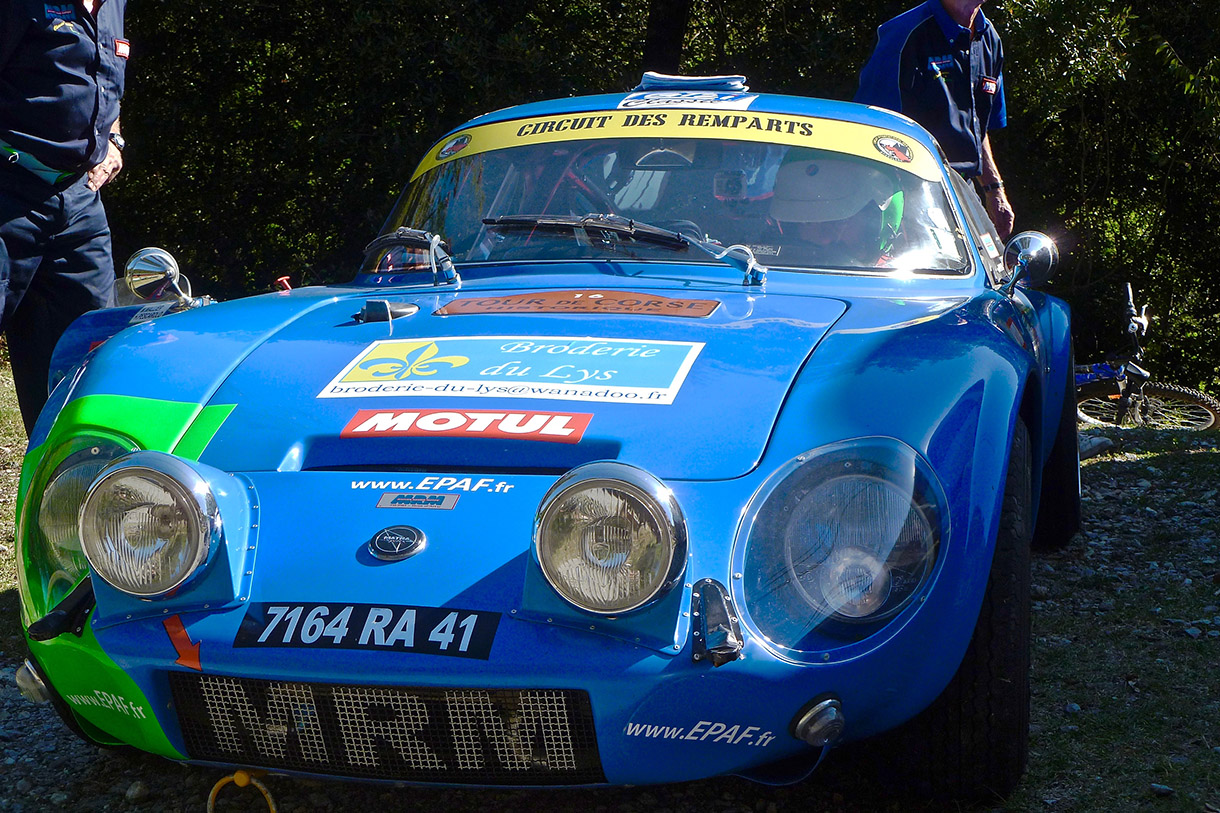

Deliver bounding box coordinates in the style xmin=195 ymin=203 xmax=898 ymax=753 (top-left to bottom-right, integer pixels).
xmin=1075 ymin=283 xmax=1220 ymax=430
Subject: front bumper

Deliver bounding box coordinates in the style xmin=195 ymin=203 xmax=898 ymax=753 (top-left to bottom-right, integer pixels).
xmin=24 ymin=461 xmax=993 ymax=787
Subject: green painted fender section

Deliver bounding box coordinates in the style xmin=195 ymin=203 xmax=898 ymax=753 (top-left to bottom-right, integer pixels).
xmin=30 ymin=624 xmax=185 ymax=758
xmin=19 ymin=393 xmax=233 ymax=757
xmin=19 ymin=394 xmax=235 ymax=503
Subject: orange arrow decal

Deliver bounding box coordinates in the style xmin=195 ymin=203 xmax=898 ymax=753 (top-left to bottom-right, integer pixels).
xmin=163 ymin=615 xmax=202 ymax=671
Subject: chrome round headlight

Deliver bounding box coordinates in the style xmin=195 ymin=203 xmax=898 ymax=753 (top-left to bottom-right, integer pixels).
xmin=535 ymin=462 xmax=686 ymax=615
xmin=742 ymin=440 xmax=944 ymax=653
xmin=79 ymin=452 xmax=220 ymax=597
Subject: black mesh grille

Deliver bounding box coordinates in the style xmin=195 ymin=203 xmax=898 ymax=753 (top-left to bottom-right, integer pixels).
xmin=169 ymin=673 xmax=604 ymax=785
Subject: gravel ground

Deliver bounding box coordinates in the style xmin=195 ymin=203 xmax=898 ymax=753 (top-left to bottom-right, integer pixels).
xmin=2 ymin=426 xmax=1218 ymax=812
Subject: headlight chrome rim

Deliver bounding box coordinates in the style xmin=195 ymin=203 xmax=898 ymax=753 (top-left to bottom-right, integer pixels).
xmin=78 ymin=452 xmax=221 ymax=598
xmin=535 ymin=461 xmax=687 ymax=616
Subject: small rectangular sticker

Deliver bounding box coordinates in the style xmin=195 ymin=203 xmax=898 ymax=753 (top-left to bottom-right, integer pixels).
xmin=618 ymin=91 xmax=758 ymax=110
xmin=236 ymin=603 xmax=500 ymax=660
xmin=376 ymin=492 xmax=460 ymax=509
xmin=130 ymin=302 xmax=175 ymax=323
xmin=435 ymin=290 xmax=719 ymax=318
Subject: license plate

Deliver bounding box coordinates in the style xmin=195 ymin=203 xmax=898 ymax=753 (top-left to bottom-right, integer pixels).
xmin=235 ymin=602 xmax=500 ymax=660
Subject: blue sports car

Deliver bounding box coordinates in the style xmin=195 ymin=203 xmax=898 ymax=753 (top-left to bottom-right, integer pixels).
xmin=15 ymin=73 xmax=1078 ymax=802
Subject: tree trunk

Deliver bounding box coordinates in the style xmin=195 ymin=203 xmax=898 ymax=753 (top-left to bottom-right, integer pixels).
xmin=642 ymin=0 xmax=692 ymax=75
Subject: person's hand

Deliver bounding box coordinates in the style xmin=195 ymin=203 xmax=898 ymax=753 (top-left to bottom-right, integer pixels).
xmin=86 ymin=142 xmax=124 ymax=191
xmin=986 ymin=187 xmax=1014 ymax=241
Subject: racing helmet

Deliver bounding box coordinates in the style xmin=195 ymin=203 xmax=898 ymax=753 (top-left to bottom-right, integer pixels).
xmin=770 ymin=149 xmax=903 ymax=253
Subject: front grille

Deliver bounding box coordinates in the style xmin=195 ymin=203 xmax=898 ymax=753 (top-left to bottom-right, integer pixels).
xmin=170 ymin=673 xmax=604 ymax=785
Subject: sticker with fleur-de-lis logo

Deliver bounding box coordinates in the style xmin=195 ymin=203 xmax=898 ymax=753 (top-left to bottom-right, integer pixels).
xmin=319 ymin=335 xmax=703 ymax=405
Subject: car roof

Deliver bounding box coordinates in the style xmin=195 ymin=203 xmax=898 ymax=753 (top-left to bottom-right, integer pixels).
xmin=444 ymin=75 xmax=941 ymax=159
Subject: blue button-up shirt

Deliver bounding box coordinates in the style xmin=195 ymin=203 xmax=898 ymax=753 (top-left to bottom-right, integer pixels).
xmin=855 ymin=0 xmax=1005 ymax=178
xmin=1 ymin=0 xmax=128 ymax=174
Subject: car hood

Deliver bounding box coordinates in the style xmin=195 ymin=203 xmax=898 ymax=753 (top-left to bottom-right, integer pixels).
xmin=71 ymin=282 xmax=848 ymax=480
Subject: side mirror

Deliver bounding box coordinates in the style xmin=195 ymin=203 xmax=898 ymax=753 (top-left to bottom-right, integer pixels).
xmin=1001 ymin=231 xmax=1058 ymax=291
xmin=125 ymin=247 xmax=191 ymax=302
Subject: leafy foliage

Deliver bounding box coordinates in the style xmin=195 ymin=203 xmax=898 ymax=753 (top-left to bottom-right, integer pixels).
xmin=112 ymin=1 xmax=649 ymax=296
xmin=108 ymin=1 xmax=1218 ymax=391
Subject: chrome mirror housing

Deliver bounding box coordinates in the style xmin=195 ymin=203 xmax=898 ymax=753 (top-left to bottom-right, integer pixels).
xmin=125 ymin=247 xmax=191 ymax=302
xmin=1001 ymin=231 xmax=1059 ymax=290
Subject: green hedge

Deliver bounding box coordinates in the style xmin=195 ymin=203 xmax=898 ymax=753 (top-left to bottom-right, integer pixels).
xmin=108 ymin=0 xmax=1219 ymax=392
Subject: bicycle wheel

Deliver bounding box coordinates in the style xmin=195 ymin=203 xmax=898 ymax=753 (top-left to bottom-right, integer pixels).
xmin=1079 ymin=382 xmax=1220 ymax=430
xmin=1132 ymin=383 xmax=1220 ymax=430
xmin=1076 ymin=384 xmax=1126 ymax=427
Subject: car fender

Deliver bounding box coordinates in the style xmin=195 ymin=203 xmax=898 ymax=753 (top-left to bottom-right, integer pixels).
xmin=750 ymin=291 xmax=1038 ymax=729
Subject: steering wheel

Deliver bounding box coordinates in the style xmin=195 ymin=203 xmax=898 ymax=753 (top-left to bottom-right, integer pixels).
xmin=559 ymin=169 xmax=616 ymax=216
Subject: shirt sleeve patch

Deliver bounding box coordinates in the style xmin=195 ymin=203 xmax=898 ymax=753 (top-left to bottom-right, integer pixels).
xmin=44 ymin=4 xmax=77 ymax=20
xmin=115 ymin=39 xmax=131 ymax=59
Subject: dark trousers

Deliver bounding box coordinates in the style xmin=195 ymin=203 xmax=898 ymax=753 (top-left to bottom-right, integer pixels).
xmin=0 ymin=163 xmax=115 ymax=433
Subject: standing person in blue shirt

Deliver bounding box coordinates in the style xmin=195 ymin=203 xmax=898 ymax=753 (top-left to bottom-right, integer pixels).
xmin=855 ymin=0 xmax=1014 ymax=240
xmin=0 ymin=0 xmax=128 ymax=433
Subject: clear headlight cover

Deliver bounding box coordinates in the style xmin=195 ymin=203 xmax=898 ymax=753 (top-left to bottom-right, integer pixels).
xmin=79 ymin=452 xmax=220 ymax=597
xmin=741 ymin=439 xmax=944 ymax=654
xmin=19 ymin=436 xmax=132 ymax=617
xmin=535 ymin=462 xmax=686 ymax=615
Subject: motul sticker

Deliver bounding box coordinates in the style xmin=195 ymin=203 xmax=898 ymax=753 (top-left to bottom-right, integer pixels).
xmin=342 ymin=409 xmax=593 ymax=443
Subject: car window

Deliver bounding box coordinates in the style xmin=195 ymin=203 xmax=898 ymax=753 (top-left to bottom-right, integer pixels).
xmin=371 ymin=130 xmax=971 ymax=277
xmin=948 ymin=171 xmax=1005 ymax=281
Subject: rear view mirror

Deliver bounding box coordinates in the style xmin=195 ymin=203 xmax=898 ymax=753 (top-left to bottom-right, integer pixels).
xmin=125 ymin=247 xmax=191 ymax=302
xmin=1002 ymin=231 xmax=1058 ymax=290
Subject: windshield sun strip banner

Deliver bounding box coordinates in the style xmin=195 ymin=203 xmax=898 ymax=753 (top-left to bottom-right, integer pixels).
xmin=412 ymin=110 xmax=941 ymax=183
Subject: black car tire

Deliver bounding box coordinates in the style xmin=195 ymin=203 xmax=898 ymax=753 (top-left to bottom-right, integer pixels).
xmin=1034 ymin=353 xmax=1081 ymax=551
xmin=872 ymin=418 xmax=1032 ymax=802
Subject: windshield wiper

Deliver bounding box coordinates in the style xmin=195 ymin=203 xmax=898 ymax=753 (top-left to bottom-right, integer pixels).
xmin=363 ymin=226 xmax=460 ymax=287
xmin=482 ymin=213 xmax=766 ymax=286
xmin=483 ymin=213 xmax=688 ymax=249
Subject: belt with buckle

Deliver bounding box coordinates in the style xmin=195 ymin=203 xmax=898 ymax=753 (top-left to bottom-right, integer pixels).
xmin=0 ymin=137 xmax=77 ymax=185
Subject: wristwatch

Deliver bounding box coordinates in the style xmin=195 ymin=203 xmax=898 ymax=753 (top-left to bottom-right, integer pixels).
xmin=108 ymin=132 xmax=126 ymax=152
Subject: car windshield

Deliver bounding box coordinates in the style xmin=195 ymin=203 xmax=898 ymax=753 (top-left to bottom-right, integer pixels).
xmin=368 ymin=125 xmax=970 ymax=277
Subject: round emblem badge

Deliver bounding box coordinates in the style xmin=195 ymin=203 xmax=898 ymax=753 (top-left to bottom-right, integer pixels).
xmin=437 ymin=134 xmax=471 ymax=160
xmin=873 ymin=135 xmax=913 ymax=164
xmin=368 ymin=526 xmax=427 ymax=562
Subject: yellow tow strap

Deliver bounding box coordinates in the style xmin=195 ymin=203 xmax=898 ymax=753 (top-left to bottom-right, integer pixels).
xmin=206 ymin=769 xmax=277 ymax=812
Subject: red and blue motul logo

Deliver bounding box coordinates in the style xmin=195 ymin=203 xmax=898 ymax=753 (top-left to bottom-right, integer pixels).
xmin=342 ymin=409 xmax=592 ymax=443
